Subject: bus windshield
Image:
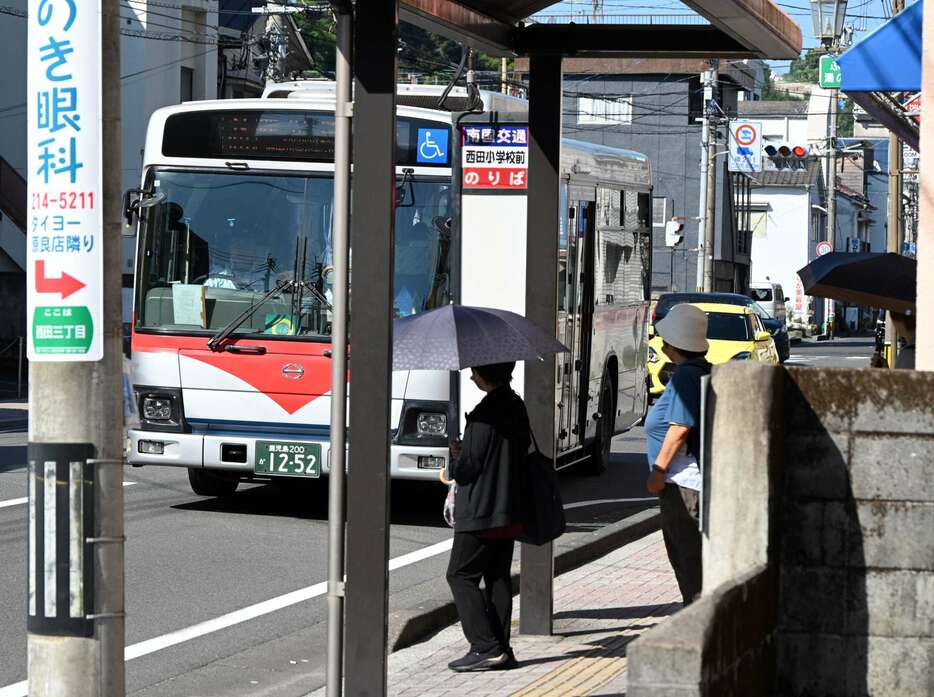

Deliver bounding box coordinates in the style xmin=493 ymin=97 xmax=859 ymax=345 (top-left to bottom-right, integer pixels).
xmin=136 ymin=169 xmax=453 ymax=338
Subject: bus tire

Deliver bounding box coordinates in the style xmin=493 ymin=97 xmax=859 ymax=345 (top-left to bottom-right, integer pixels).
xmin=582 ymin=378 xmax=614 ymax=476
xmin=188 ymin=467 xmax=239 ymax=497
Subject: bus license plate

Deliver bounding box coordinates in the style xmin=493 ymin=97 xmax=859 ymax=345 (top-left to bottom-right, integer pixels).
xmin=255 ymin=441 xmax=321 ymax=478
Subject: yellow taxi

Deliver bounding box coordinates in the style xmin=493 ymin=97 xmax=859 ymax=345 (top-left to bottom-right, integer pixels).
xmin=647 ymin=302 xmax=779 ymax=397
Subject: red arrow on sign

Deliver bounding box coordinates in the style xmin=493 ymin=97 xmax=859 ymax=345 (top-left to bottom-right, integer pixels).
xmin=35 ymin=260 xmax=86 ymax=299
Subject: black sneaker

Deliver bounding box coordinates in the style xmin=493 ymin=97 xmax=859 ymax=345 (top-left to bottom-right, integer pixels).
xmin=497 ymin=648 xmax=519 ymax=670
xmin=448 ymin=648 xmax=508 ymax=672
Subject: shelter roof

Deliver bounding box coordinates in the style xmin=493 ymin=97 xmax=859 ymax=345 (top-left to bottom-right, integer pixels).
xmin=400 ymin=0 xmax=801 ymax=59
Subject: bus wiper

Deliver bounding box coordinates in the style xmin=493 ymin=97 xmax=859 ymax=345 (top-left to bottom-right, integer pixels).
xmin=300 ymin=280 xmax=333 ymax=311
xmin=207 ymin=279 xmax=292 ymax=352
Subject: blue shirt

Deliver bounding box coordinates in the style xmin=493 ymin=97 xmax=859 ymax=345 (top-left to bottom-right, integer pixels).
xmin=644 ymin=363 xmax=704 ymax=491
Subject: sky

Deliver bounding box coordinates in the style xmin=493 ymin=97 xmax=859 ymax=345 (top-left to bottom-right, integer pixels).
xmin=533 ymin=0 xmax=915 ymax=74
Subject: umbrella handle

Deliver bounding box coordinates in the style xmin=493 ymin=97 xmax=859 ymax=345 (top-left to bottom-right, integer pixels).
xmin=439 ymin=466 xmax=453 ymax=485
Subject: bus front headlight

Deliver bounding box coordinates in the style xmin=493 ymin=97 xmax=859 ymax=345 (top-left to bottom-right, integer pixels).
xmin=417 ymin=412 xmax=447 ymax=436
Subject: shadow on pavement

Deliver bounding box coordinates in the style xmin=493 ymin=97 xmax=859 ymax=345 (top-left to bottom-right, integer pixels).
xmin=0 ymin=445 xmax=26 ymax=472
xmin=171 ymin=478 xmax=452 ymax=529
xmin=554 ymin=603 xmax=678 ymax=622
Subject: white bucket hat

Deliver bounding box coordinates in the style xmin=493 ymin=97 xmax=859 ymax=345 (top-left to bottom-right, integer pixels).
xmin=655 ymin=304 xmax=709 ymax=353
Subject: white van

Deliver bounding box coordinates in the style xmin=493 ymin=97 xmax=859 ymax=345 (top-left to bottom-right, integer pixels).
xmin=749 ymin=281 xmax=787 ymax=324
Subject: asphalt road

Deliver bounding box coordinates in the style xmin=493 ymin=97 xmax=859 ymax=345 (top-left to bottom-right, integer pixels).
xmin=0 ymin=338 xmax=877 ymax=695
xmin=0 ymin=425 xmax=653 ymax=696
xmin=783 ymin=336 xmax=876 ymax=369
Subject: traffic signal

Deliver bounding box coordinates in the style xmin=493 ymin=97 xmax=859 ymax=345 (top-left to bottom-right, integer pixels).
xmin=763 ymin=144 xmax=809 ymax=170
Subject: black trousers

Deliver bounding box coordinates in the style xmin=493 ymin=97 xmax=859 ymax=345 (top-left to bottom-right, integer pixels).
xmin=446 ymin=531 xmax=515 ymax=654
xmin=659 ymin=484 xmax=702 ymax=605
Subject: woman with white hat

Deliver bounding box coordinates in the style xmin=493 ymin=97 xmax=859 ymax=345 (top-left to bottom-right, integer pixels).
xmin=643 ymin=304 xmax=711 ymax=605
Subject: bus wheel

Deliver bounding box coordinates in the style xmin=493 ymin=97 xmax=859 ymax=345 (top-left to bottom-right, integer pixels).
xmin=188 ymin=468 xmax=239 ymax=497
xmin=582 ymin=380 xmax=614 ymax=476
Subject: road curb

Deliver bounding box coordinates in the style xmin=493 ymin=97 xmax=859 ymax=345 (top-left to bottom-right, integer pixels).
xmin=388 ymin=507 xmax=661 ymax=652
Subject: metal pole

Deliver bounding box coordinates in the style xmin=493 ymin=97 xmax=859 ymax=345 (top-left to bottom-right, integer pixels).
xmin=521 ymin=52 xmax=562 ymax=636
xmin=825 ymin=86 xmax=838 ymax=337
xmin=326 ymin=6 xmax=352 ymax=697
xmin=27 ymin=1 xmax=125 ymax=695
xmin=702 ymin=63 xmax=718 ymax=293
xmin=501 ymin=57 xmax=508 ymax=94
xmin=885 ymin=0 xmax=905 ymax=363
xmin=695 ymin=70 xmax=709 ymax=292
xmin=344 ymin=3 xmax=398 ymax=695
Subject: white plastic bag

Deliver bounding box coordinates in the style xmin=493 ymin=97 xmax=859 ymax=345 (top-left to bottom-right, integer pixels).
xmin=443 ymin=481 xmax=456 ymax=528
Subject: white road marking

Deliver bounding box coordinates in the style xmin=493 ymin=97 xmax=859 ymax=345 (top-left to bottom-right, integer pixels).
xmin=0 ymin=537 xmax=457 ymax=697
xmin=564 ymin=497 xmax=657 ymax=510
xmin=0 ymin=481 xmax=135 ymax=510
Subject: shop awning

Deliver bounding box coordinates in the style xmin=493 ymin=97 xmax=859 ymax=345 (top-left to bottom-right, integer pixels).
xmin=837 ymin=0 xmax=923 ymax=149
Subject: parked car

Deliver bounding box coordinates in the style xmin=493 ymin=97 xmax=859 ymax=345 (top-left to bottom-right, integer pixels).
xmin=748 ymin=281 xmax=787 ymax=325
xmin=651 ymin=292 xmax=790 ymax=363
xmin=647 ymin=302 xmax=780 ymax=397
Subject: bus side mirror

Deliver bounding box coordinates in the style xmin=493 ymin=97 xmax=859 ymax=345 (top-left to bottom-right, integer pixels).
xmin=123 ymin=188 xmax=144 ymax=229
xmin=123 ymin=189 xmax=166 ymax=234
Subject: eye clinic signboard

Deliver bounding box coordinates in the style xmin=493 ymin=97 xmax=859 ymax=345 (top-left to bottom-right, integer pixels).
xmin=27 ymin=0 xmax=104 ymax=361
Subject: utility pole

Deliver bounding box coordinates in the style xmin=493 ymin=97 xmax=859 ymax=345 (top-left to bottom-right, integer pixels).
xmin=26 ymin=1 xmax=125 ymax=696
xmin=695 ymin=68 xmax=711 ymax=291
xmin=326 ymin=4 xmax=352 ymax=696
xmin=885 ymin=0 xmax=906 ymax=363
xmin=702 ymin=61 xmax=718 ymax=292
xmin=253 ymin=3 xmax=305 ymax=84
xmin=501 ymin=57 xmax=508 ymax=94
xmin=824 ymin=79 xmax=838 ymax=337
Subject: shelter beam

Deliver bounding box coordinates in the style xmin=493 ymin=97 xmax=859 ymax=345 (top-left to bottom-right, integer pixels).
xmin=515 ymin=25 xmax=755 ymax=58
xmin=344 ymin=3 xmax=398 ymax=696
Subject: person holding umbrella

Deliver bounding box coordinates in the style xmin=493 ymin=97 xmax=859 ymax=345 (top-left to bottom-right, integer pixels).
xmin=391 ymin=304 xmax=569 ymax=672
xmin=643 ymin=304 xmax=710 ymax=605
xmin=445 ymin=361 xmax=528 ymax=672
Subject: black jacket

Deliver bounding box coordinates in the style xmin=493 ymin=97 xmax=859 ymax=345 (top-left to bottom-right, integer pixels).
xmin=450 ymin=386 xmax=530 ymax=533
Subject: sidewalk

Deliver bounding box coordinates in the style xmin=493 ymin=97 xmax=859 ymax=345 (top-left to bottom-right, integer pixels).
xmin=312 ymin=531 xmax=680 ymax=697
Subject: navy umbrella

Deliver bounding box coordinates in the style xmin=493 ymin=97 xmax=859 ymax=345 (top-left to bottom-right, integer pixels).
xmin=392 ymin=305 xmax=569 ymax=371
xmin=797 ymin=252 xmax=916 ymax=314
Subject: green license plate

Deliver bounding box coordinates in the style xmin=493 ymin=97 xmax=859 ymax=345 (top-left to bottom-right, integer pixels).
xmin=255 ymin=441 xmax=322 ymax=478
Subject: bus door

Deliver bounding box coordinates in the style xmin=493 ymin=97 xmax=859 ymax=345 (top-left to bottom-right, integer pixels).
xmin=556 ymin=186 xmax=596 ymax=453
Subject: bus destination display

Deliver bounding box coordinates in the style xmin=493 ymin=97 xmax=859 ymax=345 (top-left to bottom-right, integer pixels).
xmin=163 ymin=110 xmax=451 ymax=167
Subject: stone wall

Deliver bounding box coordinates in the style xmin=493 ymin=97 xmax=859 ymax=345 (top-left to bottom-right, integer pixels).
xmin=777 ymin=367 xmax=934 ymax=697
xmin=626 ymin=364 xmax=934 ymax=696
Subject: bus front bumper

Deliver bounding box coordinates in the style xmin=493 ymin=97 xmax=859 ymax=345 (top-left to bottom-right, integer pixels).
xmin=127 ymin=430 xmax=449 ymax=482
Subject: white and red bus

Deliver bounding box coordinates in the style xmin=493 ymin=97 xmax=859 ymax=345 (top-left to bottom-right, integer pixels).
xmin=126 ymin=89 xmax=651 ymax=495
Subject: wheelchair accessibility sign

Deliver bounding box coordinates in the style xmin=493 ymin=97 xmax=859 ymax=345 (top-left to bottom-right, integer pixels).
xmin=417 ymin=128 xmax=449 ymax=164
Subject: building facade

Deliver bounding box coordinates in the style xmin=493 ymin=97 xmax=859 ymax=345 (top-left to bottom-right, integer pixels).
xmin=516 ymin=57 xmax=764 ymax=297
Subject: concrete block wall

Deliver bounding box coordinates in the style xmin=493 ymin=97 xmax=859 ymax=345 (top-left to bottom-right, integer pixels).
xmin=777 ymin=368 xmax=934 ymax=697
xmin=626 ymin=365 xmax=934 ymax=696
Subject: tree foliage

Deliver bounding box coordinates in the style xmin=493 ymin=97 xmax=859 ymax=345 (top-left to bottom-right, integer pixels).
xmin=785 ymin=50 xmax=822 ymax=84
xmin=293 ymin=12 xmax=505 ymax=80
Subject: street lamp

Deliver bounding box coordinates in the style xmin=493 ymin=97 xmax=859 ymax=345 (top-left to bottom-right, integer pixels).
xmin=810 ymin=0 xmax=848 ymax=47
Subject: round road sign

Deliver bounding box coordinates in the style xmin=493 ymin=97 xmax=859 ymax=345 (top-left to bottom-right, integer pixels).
xmin=816 ymin=241 xmax=833 ymax=256
xmin=734 ymin=123 xmax=757 ymax=146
